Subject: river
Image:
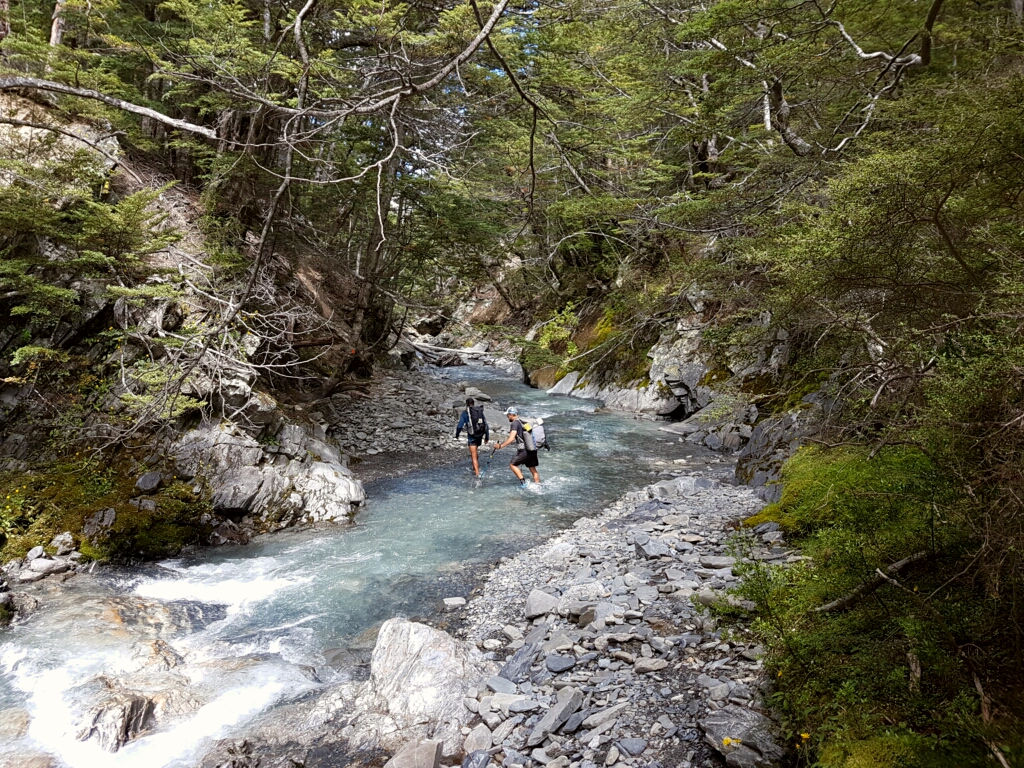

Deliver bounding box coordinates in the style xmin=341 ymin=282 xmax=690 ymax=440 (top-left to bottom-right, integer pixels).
xmin=0 ymin=366 xmax=719 ymax=768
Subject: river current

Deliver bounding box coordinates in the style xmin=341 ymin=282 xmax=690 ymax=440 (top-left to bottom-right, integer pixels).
xmin=0 ymin=366 xmax=716 ymax=767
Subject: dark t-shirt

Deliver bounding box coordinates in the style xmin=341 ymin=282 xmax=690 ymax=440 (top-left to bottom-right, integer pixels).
xmin=509 ymin=418 xmax=525 ymax=444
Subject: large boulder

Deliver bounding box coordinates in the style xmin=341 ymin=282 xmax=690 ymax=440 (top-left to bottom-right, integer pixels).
xmin=700 ymin=705 xmax=783 ymax=768
xmin=170 ymin=422 xmax=364 ymax=531
xmin=349 ymin=619 xmax=498 ymax=755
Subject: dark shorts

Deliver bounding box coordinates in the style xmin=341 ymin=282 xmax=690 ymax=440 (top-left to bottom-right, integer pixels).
xmin=512 ymin=449 xmax=539 ymax=468
xmin=467 ymin=435 xmax=484 ymax=447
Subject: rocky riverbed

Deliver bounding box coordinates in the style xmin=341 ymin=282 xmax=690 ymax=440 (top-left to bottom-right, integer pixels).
xmin=194 ymin=466 xmax=791 ymax=768
xmin=443 ymin=472 xmax=788 ymax=768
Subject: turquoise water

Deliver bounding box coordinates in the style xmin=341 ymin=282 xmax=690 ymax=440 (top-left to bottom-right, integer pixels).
xmin=0 ymin=366 xmax=713 ymax=768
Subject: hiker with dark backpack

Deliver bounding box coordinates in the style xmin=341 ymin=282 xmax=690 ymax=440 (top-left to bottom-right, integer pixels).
xmin=455 ymin=397 xmax=490 ymax=476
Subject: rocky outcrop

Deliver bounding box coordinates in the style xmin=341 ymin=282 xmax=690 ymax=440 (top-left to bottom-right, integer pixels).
xmin=544 ymin=320 xmax=711 ymax=418
xmin=347 ymin=618 xmax=499 ymax=755
xmin=169 ymin=420 xmax=364 ymax=533
xmin=735 ymin=407 xmax=819 ymax=503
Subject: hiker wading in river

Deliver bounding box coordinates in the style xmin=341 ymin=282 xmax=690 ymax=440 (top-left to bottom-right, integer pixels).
xmin=455 ymin=397 xmax=490 ymax=476
xmin=493 ymin=406 xmax=540 ymax=486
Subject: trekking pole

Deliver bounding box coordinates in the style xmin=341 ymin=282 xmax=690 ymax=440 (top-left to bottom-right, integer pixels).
xmin=483 ymin=443 xmax=497 ymax=475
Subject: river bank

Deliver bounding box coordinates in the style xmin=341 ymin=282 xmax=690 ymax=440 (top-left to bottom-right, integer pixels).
xmin=189 ymin=462 xmax=788 ymax=768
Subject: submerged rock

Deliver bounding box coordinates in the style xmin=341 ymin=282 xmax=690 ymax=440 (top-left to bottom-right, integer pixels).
xmin=77 ymin=693 xmax=153 ymax=752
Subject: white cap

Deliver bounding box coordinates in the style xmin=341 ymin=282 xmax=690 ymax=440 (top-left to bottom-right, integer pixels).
xmin=505 ymin=406 xmax=518 ymax=415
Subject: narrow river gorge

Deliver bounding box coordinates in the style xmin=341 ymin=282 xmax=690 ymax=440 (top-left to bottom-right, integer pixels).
xmin=0 ymin=367 xmax=724 ymax=768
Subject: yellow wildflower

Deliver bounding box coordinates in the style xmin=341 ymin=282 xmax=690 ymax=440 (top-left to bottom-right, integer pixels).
xmin=722 ymin=738 xmax=732 ymax=747
xmin=801 ymin=733 xmax=810 ymax=740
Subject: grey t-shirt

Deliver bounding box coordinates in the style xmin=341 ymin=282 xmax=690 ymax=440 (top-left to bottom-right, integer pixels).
xmin=509 ymin=418 xmax=526 ymax=445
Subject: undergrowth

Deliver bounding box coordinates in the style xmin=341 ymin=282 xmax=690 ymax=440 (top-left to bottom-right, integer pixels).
xmin=737 ymin=447 xmax=1023 ymax=767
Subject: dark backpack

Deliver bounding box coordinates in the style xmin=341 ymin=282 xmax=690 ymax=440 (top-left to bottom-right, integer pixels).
xmin=466 ymin=406 xmax=487 ymax=437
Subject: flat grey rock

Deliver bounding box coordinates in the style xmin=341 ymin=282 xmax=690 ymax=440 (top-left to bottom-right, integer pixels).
xmin=699 ymin=556 xmax=736 ymax=569
xmin=635 ymin=539 xmax=671 ymax=560
xmin=525 ymin=589 xmax=560 ymax=619
xmin=485 ymin=675 xmax=517 ymax=695
xmin=545 ymin=654 xmax=575 ymax=673
xmin=499 ymin=643 xmax=541 ymax=683
xmin=385 ymin=739 xmax=443 ymax=768
xmin=25 ymin=546 xmax=44 ymax=561
xmin=526 ymin=685 xmax=582 ymax=746
xmin=135 ymin=472 xmax=162 ymax=494
xmin=700 ymin=704 xmax=784 ymax=768
xmin=464 ymin=723 xmax=492 ymax=753
xmin=618 ymin=738 xmax=647 ymax=756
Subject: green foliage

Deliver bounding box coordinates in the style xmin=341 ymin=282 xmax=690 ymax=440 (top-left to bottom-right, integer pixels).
xmin=738 ymin=446 xmax=1017 ymax=765
xmin=0 ymin=460 xmax=210 ymax=563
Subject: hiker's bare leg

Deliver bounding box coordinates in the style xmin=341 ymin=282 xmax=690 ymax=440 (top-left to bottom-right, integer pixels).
xmin=469 ymin=444 xmax=480 ymax=475
xmin=530 ymin=467 xmax=540 ymax=483
xmin=510 ymin=463 xmax=524 ymax=481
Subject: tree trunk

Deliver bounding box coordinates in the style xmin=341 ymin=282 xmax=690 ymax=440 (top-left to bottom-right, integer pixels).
xmin=49 ymin=0 xmax=65 ymax=47
xmin=1013 ymin=0 xmax=1023 ymax=25
xmin=0 ymin=0 xmax=10 ymax=45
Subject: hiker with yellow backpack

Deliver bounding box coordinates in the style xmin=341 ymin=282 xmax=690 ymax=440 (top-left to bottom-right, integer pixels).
xmin=492 ymin=406 xmax=548 ymax=486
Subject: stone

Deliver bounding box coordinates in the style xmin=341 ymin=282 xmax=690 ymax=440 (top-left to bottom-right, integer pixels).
xmin=135 ymin=472 xmax=162 ymax=494
xmin=17 ymin=570 xmax=46 ymax=583
xmin=582 ymin=702 xmax=629 ymax=729
xmin=485 ymin=675 xmax=518 ymax=695
xmin=444 ymin=597 xmax=467 ymax=609
xmin=0 ymin=707 xmax=30 ymax=739
xmin=356 ymin=619 xmax=498 ymax=754
xmin=708 ymin=683 xmax=730 ymax=701
xmin=697 ymin=590 xmax=718 ymax=607
xmin=491 ymin=715 xmax=522 ymax=745
xmin=83 ymin=508 xmax=116 ymax=540
xmin=385 ymin=739 xmax=443 ymax=768
xmin=635 ymin=538 xmax=671 ymax=560
xmin=27 ymin=558 xmax=69 ymax=575
xmin=633 ymin=658 xmax=668 ymax=674
xmin=49 ymin=532 xmax=75 ymax=556
xmin=463 ymin=751 xmax=491 ymax=768
xmin=617 ymin=738 xmax=647 ymax=756
xmin=526 ymin=686 xmax=583 ymax=746
xmin=502 ymin=625 xmax=524 ymax=641
xmin=25 ymin=546 xmax=44 ymax=561
xmin=562 ymin=709 xmax=589 ymax=733
xmin=211 ymin=466 xmax=264 ymax=513
xmin=699 ymin=556 xmax=736 ymax=569
xmin=545 ymin=654 xmax=575 ymax=673
xmin=525 ymin=589 xmax=560 ymax=619
xmin=464 ymin=723 xmax=493 ymax=753
xmin=76 ymin=693 xmax=154 ymax=752
xmin=499 ymin=643 xmax=541 ymax=683
xmin=633 ymin=586 xmax=659 ymax=604
xmin=700 ymin=705 xmax=784 ymax=768
xmin=604 ymin=745 xmax=619 ymax=766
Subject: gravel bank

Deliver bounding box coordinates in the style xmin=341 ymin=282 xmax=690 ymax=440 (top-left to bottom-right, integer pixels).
xmin=444 ymin=469 xmax=789 ymax=768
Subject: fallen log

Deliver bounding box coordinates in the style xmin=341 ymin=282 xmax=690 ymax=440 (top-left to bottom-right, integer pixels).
xmin=814 ymin=550 xmax=928 ymax=613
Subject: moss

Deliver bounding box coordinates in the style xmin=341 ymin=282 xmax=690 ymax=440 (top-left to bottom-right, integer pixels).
xmin=0 ymin=459 xmax=212 ymax=563
xmin=0 ymin=605 xmax=12 ymax=627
